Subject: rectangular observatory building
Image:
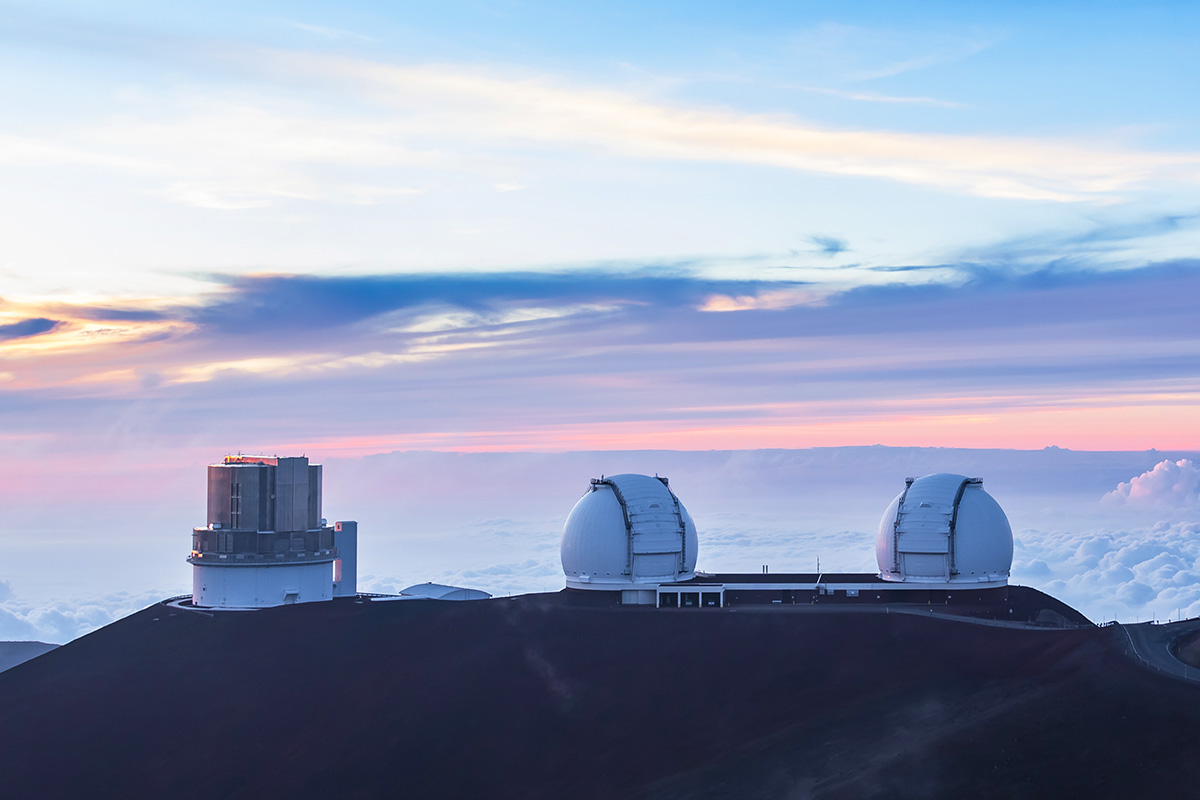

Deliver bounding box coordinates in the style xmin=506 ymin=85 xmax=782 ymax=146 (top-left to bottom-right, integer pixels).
xmin=189 ymin=455 xmax=357 ymax=608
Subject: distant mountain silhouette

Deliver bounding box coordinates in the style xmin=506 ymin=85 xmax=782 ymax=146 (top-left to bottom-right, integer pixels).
xmin=1 ymin=589 xmax=1198 ymax=799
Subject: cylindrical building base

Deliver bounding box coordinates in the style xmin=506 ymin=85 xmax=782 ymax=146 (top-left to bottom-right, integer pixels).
xmin=192 ymin=561 xmax=334 ymax=608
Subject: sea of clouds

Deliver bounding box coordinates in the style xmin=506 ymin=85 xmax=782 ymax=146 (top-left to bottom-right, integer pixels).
xmin=2 ymin=448 xmax=1198 ymax=642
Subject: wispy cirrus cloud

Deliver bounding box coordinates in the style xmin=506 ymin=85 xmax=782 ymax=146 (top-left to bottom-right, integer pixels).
xmin=789 ymin=84 xmax=962 ymax=108
xmin=287 ymin=20 xmax=377 ymax=43
xmin=246 ymin=50 xmax=1199 ymax=203
xmin=786 ymin=21 xmax=998 ymax=82
xmin=2 ymin=42 xmax=1197 ymax=210
xmin=952 ymin=213 xmax=1200 ymax=269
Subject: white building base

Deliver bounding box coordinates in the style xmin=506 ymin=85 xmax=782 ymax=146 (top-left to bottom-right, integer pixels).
xmin=192 ymin=561 xmax=334 ymax=609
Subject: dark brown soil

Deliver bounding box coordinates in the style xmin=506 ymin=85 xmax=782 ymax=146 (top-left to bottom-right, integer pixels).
xmin=0 ymin=590 xmax=1196 ymax=800
xmin=1178 ymin=629 xmax=1200 ymax=668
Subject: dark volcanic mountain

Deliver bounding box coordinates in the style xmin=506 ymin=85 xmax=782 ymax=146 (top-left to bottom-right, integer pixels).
xmin=1 ymin=590 xmax=1197 ymax=799
xmin=0 ymin=641 xmax=57 ymax=673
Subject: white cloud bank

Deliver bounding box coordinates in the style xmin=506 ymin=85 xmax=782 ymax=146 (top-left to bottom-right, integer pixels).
xmin=0 ymin=590 xmax=172 ymax=644
xmin=1103 ymin=458 xmax=1200 ymax=509
xmin=1014 ymin=520 xmax=1200 ymax=623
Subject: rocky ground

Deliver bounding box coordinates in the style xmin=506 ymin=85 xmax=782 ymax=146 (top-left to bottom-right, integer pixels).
xmin=1178 ymin=629 xmax=1200 ymax=668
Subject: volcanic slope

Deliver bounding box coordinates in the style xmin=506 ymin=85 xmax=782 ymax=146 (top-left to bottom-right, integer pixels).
xmin=0 ymin=641 xmax=57 ymax=673
xmin=1 ymin=592 xmax=1198 ymax=800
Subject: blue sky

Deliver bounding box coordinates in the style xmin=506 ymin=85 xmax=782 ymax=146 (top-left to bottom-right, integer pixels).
xmin=3 ymin=0 xmax=1199 ymax=302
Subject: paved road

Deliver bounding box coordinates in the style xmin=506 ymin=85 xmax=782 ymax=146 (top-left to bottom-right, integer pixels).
xmin=1120 ymin=618 xmax=1200 ymax=682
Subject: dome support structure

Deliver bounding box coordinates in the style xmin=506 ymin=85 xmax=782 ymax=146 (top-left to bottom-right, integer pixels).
xmin=890 ymin=477 xmax=914 ymax=575
xmin=668 ymin=481 xmax=687 ymax=572
xmin=947 ymin=476 xmax=982 ymax=577
xmin=591 ymin=477 xmax=636 ymax=577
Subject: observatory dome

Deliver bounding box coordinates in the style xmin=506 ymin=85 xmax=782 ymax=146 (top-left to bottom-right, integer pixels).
xmin=875 ymin=473 xmax=1013 ymax=585
xmin=561 ymin=474 xmax=698 ymax=590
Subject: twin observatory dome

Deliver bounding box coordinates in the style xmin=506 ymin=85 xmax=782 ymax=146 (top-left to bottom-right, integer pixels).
xmin=187 ymin=455 xmax=1016 ymax=613
xmin=559 ymin=472 xmax=1014 ymax=608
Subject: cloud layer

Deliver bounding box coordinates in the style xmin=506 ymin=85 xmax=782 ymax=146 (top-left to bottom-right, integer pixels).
xmin=0 ymin=590 xmax=175 ymax=644
xmin=0 ymin=318 xmax=62 ymax=341
xmin=1104 ymin=459 xmax=1200 ymax=509
xmin=1019 ymin=520 xmax=1200 ymax=623
xmin=2 ymin=259 xmax=1197 ymax=456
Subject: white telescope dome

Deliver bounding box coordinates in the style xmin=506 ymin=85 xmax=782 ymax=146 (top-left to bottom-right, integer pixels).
xmin=876 ymin=473 xmax=1013 ymax=585
xmin=561 ymin=474 xmax=698 ymax=590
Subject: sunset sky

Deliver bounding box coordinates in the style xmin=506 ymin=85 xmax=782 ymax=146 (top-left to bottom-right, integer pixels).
xmin=2 ymin=2 xmax=1200 ymax=640
xmin=2 ymin=0 xmax=1198 ymax=467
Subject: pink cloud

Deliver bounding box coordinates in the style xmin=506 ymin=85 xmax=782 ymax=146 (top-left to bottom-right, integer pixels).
xmin=1104 ymin=459 xmax=1200 ymax=508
